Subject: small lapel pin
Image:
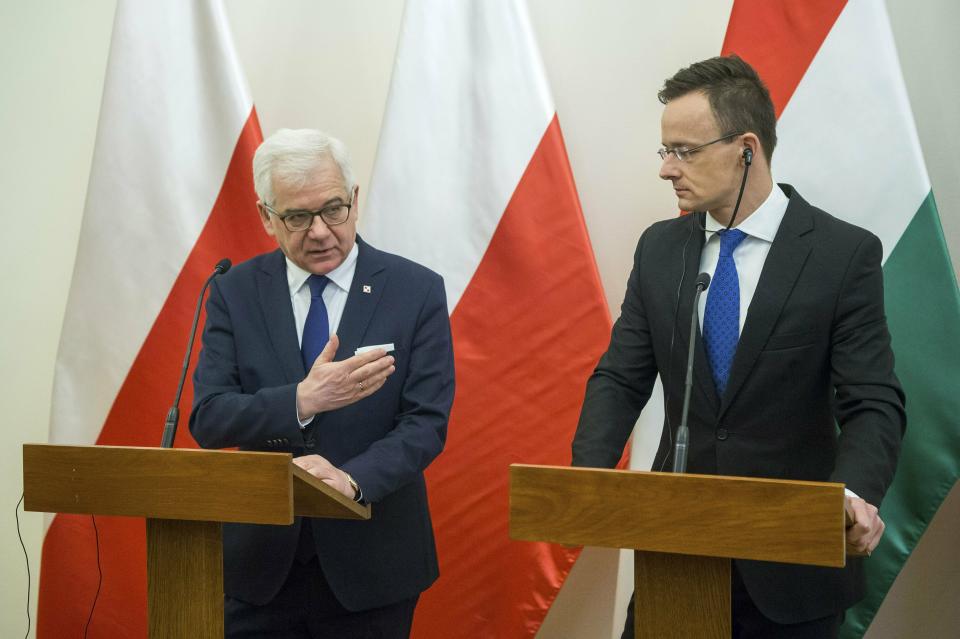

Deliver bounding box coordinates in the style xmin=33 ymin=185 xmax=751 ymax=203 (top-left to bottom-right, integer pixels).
xmin=362 ymin=285 xmax=372 ymax=294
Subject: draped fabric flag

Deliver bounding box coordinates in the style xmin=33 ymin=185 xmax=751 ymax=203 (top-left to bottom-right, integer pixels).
xmin=39 ymin=1 xmax=269 ymax=635
xmin=723 ymin=1 xmax=960 ymax=636
xmin=362 ymin=0 xmax=611 ymax=636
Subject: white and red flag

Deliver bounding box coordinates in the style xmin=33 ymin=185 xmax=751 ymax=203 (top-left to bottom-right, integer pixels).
xmin=40 ymin=1 xmax=268 ymax=635
xmin=363 ymin=0 xmax=611 ymax=636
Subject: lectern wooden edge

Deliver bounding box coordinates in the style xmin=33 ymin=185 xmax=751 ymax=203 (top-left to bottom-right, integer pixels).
xmin=22 ymin=443 xmax=370 ymax=638
xmin=509 ymin=464 xmax=847 ymax=639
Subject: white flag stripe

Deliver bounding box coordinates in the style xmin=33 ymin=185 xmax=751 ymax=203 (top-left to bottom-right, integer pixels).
xmin=362 ymin=0 xmax=554 ymax=312
xmin=775 ymin=0 xmax=929 ymax=264
xmin=51 ymin=0 xmax=252 ymax=445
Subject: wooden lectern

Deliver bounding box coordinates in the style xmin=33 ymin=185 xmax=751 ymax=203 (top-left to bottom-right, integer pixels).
xmin=509 ymin=464 xmax=847 ymax=638
xmin=22 ymin=443 xmax=370 ymax=638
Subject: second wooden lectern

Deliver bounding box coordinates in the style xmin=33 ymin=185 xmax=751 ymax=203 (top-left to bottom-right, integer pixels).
xmin=509 ymin=464 xmax=847 ymax=638
xmin=23 ymin=444 xmax=370 ymax=638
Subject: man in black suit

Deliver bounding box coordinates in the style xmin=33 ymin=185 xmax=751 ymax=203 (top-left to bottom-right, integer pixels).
xmin=190 ymin=128 xmax=454 ymax=638
xmin=572 ymin=56 xmax=905 ymax=638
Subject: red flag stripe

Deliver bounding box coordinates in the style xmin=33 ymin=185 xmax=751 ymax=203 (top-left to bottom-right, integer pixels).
xmin=38 ymin=109 xmax=269 ymax=638
xmin=722 ymin=0 xmax=847 ymax=116
xmin=411 ymin=115 xmax=611 ymax=638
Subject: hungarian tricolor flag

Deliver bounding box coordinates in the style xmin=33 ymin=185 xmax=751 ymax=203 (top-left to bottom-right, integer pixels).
xmin=40 ymin=0 xmax=269 ymax=635
xmin=362 ymin=0 xmax=611 ymax=636
xmin=723 ymin=1 xmax=960 ymax=636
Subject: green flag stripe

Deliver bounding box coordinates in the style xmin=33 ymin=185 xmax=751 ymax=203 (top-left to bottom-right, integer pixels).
xmin=841 ymin=190 xmax=960 ymax=637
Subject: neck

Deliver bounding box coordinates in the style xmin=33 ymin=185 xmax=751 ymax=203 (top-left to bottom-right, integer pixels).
xmin=708 ymin=171 xmax=774 ymax=228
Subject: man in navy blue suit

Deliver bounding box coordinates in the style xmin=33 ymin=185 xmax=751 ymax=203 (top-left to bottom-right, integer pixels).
xmin=190 ymin=128 xmax=455 ymax=638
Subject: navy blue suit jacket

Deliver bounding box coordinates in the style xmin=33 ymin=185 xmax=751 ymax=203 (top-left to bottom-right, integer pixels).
xmin=189 ymin=237 xmax=455 ymax=611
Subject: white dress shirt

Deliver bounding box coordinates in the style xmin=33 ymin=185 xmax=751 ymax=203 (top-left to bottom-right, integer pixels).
xmin=286 ymin=242 xmax=359 ymax=426
xmin=287 ymin=243 xmax=359 ymax=345
xmin=697 ymin=184 xmax=790 ymax=332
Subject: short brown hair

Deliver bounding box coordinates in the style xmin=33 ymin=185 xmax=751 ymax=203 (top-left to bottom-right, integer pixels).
xmin=659 ymin=55 xmax=777 ymax=163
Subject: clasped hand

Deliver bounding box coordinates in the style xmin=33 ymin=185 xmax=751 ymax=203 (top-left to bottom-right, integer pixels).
xmin=845 ymin=495 xmax=885 ymax=557
xmin=296 ymin=334 xmax=395 ymax=419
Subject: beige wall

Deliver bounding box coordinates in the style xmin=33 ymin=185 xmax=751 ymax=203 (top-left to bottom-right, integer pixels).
xmin=1 ymin=1 xmax=957 ymax=637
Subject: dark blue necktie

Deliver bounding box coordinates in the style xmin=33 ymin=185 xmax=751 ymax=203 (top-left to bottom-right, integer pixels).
xmin=301 ymin=274 xmax=330 ymax=371
xmin=703 ymin=229 xmax=748 ymax=396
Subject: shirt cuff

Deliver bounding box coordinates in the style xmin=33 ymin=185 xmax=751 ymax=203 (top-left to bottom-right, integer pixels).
xmin=296 ymin=400 xmax=314 ymax=429
xmin=844 ymin=488 xmax=860 ymax=499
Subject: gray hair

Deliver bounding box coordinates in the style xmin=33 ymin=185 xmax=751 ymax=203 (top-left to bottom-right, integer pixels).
xmin=253 ymin=128 xmax=356 ymax=205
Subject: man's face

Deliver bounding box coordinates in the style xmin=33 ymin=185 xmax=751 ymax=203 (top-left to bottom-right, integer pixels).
xmin=659 ymin=91 xmax=742 ymax=213
xmin=259 ymin=156 xmax=358 ymax=275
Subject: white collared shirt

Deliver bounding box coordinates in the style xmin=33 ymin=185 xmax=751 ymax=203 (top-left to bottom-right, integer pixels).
xmin=286 ymin=242 xmax=359 ymax=346
xmin=697 ymin=184 xmax=790 ymax=333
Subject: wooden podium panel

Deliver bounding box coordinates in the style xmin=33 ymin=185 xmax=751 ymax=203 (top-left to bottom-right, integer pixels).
xmin=23 ymin=443 xmax=370 ymax=638
xmin=509 ymin=464 xmax=850 ymax=639
xmin=510 ymin=464 xmax=845 ymax=567
xmin=23 ymin=444 xmax=369 ymax=523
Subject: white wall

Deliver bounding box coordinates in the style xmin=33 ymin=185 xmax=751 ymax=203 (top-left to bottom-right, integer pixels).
xmin=1 ymin=1 xmax=957 ymax=637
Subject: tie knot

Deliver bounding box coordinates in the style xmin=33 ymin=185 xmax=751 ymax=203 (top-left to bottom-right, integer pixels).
xmin=719 ymin=229 xmax=747 ymax=256
xmin=307 ymin=274 xmax=329 ymax=299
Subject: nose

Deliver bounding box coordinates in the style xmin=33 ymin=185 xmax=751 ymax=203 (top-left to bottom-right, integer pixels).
xmin=659 ymin=156 xmax=680 ymax=181
xmin=306 ymin=214 xmax=332 ymax=239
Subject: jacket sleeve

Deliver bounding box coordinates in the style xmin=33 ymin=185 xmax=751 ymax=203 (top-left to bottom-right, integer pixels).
xmin=189 ymin=278 xmax=306 ymax=450
xmin=828 ymin=232 xmax=906 ymax=506
xmin=572 ymin=229 xmax=660 ymax=468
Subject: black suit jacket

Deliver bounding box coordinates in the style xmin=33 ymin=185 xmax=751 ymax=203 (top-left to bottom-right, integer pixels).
xmin=189 ymin=237 xmax=455 ymax=611
xmin=572 ymin=185 xmax=905 ymax=623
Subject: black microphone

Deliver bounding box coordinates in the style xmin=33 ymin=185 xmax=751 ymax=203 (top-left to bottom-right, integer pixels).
xmin=673 ymin=272 xmax=710 ymax=473
xmin=160 ymin=258 xmax=232 ymax=448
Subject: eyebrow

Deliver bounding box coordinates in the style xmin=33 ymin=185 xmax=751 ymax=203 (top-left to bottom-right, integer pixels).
xmin=282 ymin=197 xmax=346 ymax=213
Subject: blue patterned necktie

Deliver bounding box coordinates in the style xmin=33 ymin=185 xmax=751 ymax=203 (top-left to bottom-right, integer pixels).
xmin=301 ymin=274 xmax=330 ymax=371
xmin=703 ymin=229 xmax=748 ymax=396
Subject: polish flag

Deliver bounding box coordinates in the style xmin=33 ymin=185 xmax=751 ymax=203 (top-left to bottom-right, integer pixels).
xmin=723 ymin=1 xmax=960 ymax=637
xmin=39 ymin=1 xmax=270 ymax=636
xmin=362 ymin=0 xmax=611 ymax=636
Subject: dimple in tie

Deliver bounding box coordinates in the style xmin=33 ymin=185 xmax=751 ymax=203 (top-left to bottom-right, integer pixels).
xmin=301 ymin=274 xmax=330 ymax=371
xmin=703 ymin=229 xmax=748 ymax=396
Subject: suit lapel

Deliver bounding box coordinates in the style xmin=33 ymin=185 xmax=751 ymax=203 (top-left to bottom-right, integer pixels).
xmin=257 ymin=250 xmax=306 ymax=382
xmin=719 ymin=188 xmax=814 ymax=417
xmin=673 ymin=214 xmax=720 ymax=412
xmin=334 ymin=237 xmax=387 ymax=359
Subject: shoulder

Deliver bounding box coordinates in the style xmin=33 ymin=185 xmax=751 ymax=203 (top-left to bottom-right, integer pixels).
xmin=782 ymin=184 xmax=878 ymax=247
xmin=358 ymin=237 xmax=444 ymax=287
xmin=211 ymin=249 xmax=282 ymax=294
xmin=630 ymin=213 xmax=699 ymax=264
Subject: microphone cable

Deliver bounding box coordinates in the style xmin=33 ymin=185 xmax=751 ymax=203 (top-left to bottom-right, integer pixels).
xmin=658 ymin=146 xmax=752 ymax=471
xmin=15 ymin=492 xmax=30 ymax=639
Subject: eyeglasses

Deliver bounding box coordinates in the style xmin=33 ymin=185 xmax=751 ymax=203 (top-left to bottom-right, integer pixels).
xmin=262 ymin=199 xmax=353 ymax=232
xmin=657 ymin=131 xmax=743 ymax=162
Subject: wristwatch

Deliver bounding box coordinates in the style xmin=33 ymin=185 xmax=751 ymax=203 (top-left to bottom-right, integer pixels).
xmin=345 ymin=473 xmax=363 ymax=503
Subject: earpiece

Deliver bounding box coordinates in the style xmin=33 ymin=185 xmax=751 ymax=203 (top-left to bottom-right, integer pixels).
xmin=743 ymin=147 xmax=753 ymax=165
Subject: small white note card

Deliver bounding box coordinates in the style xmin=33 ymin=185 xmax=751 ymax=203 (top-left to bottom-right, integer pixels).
xmin=355 ymin=343 xmax=395 ymax=355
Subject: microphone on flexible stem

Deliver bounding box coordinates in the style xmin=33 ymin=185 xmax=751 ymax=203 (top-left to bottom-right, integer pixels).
xmin=673 ymin=272 xmax=711 ymax=473
xmin=160 ymin=258 xmax=232 ymax=448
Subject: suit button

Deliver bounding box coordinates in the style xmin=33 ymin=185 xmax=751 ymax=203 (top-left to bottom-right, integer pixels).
xmin=716 ymin=428 xmax=728 ymax=441
xmin=304 ymin=438 xmax=315 ymax=449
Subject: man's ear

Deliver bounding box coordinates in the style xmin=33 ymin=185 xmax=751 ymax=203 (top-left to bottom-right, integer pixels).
xmin=257 ymin=202 xmax=276 ymax=237
xmin=741 ymin=133 xmax=761 ymax=166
